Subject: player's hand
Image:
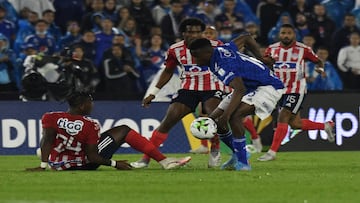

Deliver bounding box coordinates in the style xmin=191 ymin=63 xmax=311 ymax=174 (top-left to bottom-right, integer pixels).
xmin=25 ymin=166 xmax=46 ymax=172
xmin=115 ymin=160 xmax=132 ymax=170
xmin=142 ymin=95 xmax=155 ymax=108
xmin=315 ymin=67 xmax=326 ymax=77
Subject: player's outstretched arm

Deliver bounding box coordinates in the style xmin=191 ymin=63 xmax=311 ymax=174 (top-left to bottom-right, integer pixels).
xmin=26 ymin=127 xmax=56 ymax=171
xmin=232 ymin=33 xmax=262 ymax=60
xmin=142 ymin=67 xmax=175 ymax=107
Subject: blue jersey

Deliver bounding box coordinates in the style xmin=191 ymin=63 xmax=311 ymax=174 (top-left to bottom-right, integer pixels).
xmin=209 ymin=42 xmax=284 ymax=93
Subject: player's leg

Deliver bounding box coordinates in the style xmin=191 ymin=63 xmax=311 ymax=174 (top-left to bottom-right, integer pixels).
xmin=99 ymin=126 xmax=191 ymax=169
xmin=131 ymin=90 xmax=196 ymax=167
xmin=228 ymin=103 xmax=254 ymax=171
xmin=288 ymin=113 xmax=335 ymax=142
xmin=203 ymin=92 xmax=223 ymax=168
xmin=243 ymin=116 xmax=262 ymax=152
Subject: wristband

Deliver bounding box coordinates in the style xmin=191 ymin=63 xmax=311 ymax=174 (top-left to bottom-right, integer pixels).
xmin=40 ymin=161 xmax=48 ymax=169
xmin=110 ymin=160 xmax=116 ymax=168
xmin=148 ymin=87 xmax=160 ymax=96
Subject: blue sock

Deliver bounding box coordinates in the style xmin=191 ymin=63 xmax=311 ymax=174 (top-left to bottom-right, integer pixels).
xmin=218 ymin=131 xmax=234 ymax=152
xmin=232 ymin=137 xmax=248 ymax=165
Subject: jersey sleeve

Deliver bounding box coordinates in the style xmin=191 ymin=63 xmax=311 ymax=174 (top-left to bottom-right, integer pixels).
xmin=304 ymin=46 xmax=320 ymax=63
xmin=85 ymin=121 xmax=100 ymax=145
xmin=264 ymin=47 xmax=272 ymax=57
xmin=41 ymin=113 xmax=57 ymax=129
xmin=164 ymin=48 xmax=178 ymax=70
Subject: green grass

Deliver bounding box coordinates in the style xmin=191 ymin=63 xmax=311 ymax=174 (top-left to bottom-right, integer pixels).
xmin=0 ymin=152 xmax=359 ymax=203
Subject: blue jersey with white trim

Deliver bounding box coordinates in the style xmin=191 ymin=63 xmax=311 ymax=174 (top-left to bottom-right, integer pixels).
xmin=209 ymin=42 xmax=284 ymax=93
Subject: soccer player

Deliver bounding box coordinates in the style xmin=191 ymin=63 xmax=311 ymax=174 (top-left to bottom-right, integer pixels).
xmin=26 ymin=92 xmax=191 ymax=171
xmin=257 ymin=24 xmax=335 ymax=162
xmin=188 ymin=38 xmax=285 ymax=170
xmin=131 ymin=18 xmax=264 ymax=168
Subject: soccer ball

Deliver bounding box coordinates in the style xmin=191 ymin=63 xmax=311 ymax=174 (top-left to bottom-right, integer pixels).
xmin=190 ymin=117 xmax=217 ymax=139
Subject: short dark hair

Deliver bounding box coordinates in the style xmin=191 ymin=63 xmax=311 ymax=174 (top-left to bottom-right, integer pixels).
xmin=188 ymin=38 xmax=212 ymax=57
xmin=280 ymin=24 xmax=295 ymax=30
xmin=178 ymin=18 xmax=206 ymax=33
xmin=66 ymin=92 xmax=93 ymax=108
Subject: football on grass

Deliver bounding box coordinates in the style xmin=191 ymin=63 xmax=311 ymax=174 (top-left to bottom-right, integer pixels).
xmin=190 ymin=117 xmax=217 ymax=139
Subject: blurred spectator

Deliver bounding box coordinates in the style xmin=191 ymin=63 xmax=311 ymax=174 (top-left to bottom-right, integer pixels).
xmin=75 ymin=30 xmax=97 ymax=62
xmin=81 ymin=0 xmax=104 ymax=32
xmin=295 ymin=12 xmax=311 ymax=41
xmin=215 ymin=0 xmax=245 ymax=34
xmin=102 ymin=43 xmax=140 ymax=99
xmin=59 ymin=21 xmax=82 ymax=51
xmin=152 ymin=0 xmax=171 ymax=26
xmin=330 ymin=13 xmax=360 ymax=65
xmin=160 ymin=0 xmax=185 ymax=45
xmin=257 ymin=0 xmax=283 ymax=45
xmin=321 ymin=0 xmax=351 ymax=28
xmin=68 ymin=44 xmax=100 ymax=93
xmin=302 ymin=33 xmax=316 ymax=49
xmin=42 ymin=9 xmax=62 ymax=43
xmin=337 ymin=32 xmax=360 ymax=90
xmin=202 ymin=25 xmax=218 ymax=40
xmin=117 ymin=17 xmax=138 ymax=48
xmin=116 ymin=6 xmax=130 ymax=29
xmin=287 ymin=0 xmax=312 ymax=21
xmin=0 ymin=0 xmax=18 ymax=23
xmin=0 ymin=5 xmax=15 ymax=46
xmin=14 ymin=10 xmax=39 ymax=55
xmin=8 ymin=0 xmax=55 ymax=17
xmin=129 ymin=0 xmax=155 ymax=38
xmin=0 ymin=34 xmax=18 ymax=92
xmin=192 ymin=0 xmax=220 ymax=26
xmin=135 ymin=34 xmax=166 ymax=90
xmin=94 ymin=17 xmax=117 ymax=67
xmin=307 ymin=46 xmax=343 ymax=91
xmin=233 ymin=0 xmax=260 ymax=25
xmin=218 ymin=21 xmax=233 ymax=43
xmin=103 ymin=0 xmax=118 ymax=23
xmin=53 ymin=0 xmax=85 ymax=34
xmin=308 ymin=4 xmax=336 ymax=49
xmin=23 ymin=19 xmax=57 ymax=56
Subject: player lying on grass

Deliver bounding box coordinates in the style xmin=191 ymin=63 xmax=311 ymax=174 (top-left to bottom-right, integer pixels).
xmin=26 ymin=92 xmax=191 ymax=171
xmin=189 ymin=38 xmax=285 ymax=170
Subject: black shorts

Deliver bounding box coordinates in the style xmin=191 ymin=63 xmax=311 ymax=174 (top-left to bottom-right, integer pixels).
xmin=75 ymin=133 xmax=118 ymax=170
xmin=170 ymin=89 xmax=225 ymax=112
xmin=278 ymin=93 xmax=306 ymax=114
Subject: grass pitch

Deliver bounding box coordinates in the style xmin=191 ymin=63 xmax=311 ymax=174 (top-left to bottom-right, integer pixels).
xmin=0 ymin=151 xmax=359 ymax=203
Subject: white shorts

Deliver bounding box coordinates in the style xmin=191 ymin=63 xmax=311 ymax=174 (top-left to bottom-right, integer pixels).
xmin=217 ymin=85 xmax=285 ymax=120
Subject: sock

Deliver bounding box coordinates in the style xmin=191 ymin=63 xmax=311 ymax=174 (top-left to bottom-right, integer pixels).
xmin=210 ymin=134 xmax=220 ymax=150
xmin=270 ymin=123 xmax=289 ymax=152
xmin=243 ymin=117 xmax=258 ymax=140
xmin=301 ymin=119 xmax=325 ymax=130
xmin=141 ymin=130 xmax=168 ymax=161
xmin=232 ymin=137 xmax=248 ymax=165
xmin=200 ymin=139 xmax=208 ymax=147
xmin=125 ymin=130 xmax=166 ymax=162
xmin=218 ymin=131 xmax=234 ymax=152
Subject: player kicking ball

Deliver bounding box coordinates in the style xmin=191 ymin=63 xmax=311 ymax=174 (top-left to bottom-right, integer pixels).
xmin=26 ymin=92 xmax=191 ymax=171
xmin=189 ymin=38 xmax=285 ymax=170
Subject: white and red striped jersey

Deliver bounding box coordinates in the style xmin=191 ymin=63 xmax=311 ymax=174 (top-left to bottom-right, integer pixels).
xmin=42 ymin=112 xmax=100 ymax=170
xmin=165 ymin=39 xmax=230 ymax=92
xmin=265 ymin=41 xmax=320 ymax=94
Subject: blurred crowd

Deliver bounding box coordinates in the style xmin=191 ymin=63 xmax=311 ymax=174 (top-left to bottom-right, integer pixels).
xmin=0 ymin=0 xmax=359 ymax=101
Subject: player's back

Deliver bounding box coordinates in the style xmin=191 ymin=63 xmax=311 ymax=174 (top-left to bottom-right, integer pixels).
xmin=41 ymin=112 xmax=100 ymax=170
xmin=211 ymin=42 xmax=284 ymax=93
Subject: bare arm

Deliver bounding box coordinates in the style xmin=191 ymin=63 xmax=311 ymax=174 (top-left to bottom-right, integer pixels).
xmin=232 ymin=33 xmax=262 ymax=60
xmin=217 ymin=77 xmax=246 ymax=129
